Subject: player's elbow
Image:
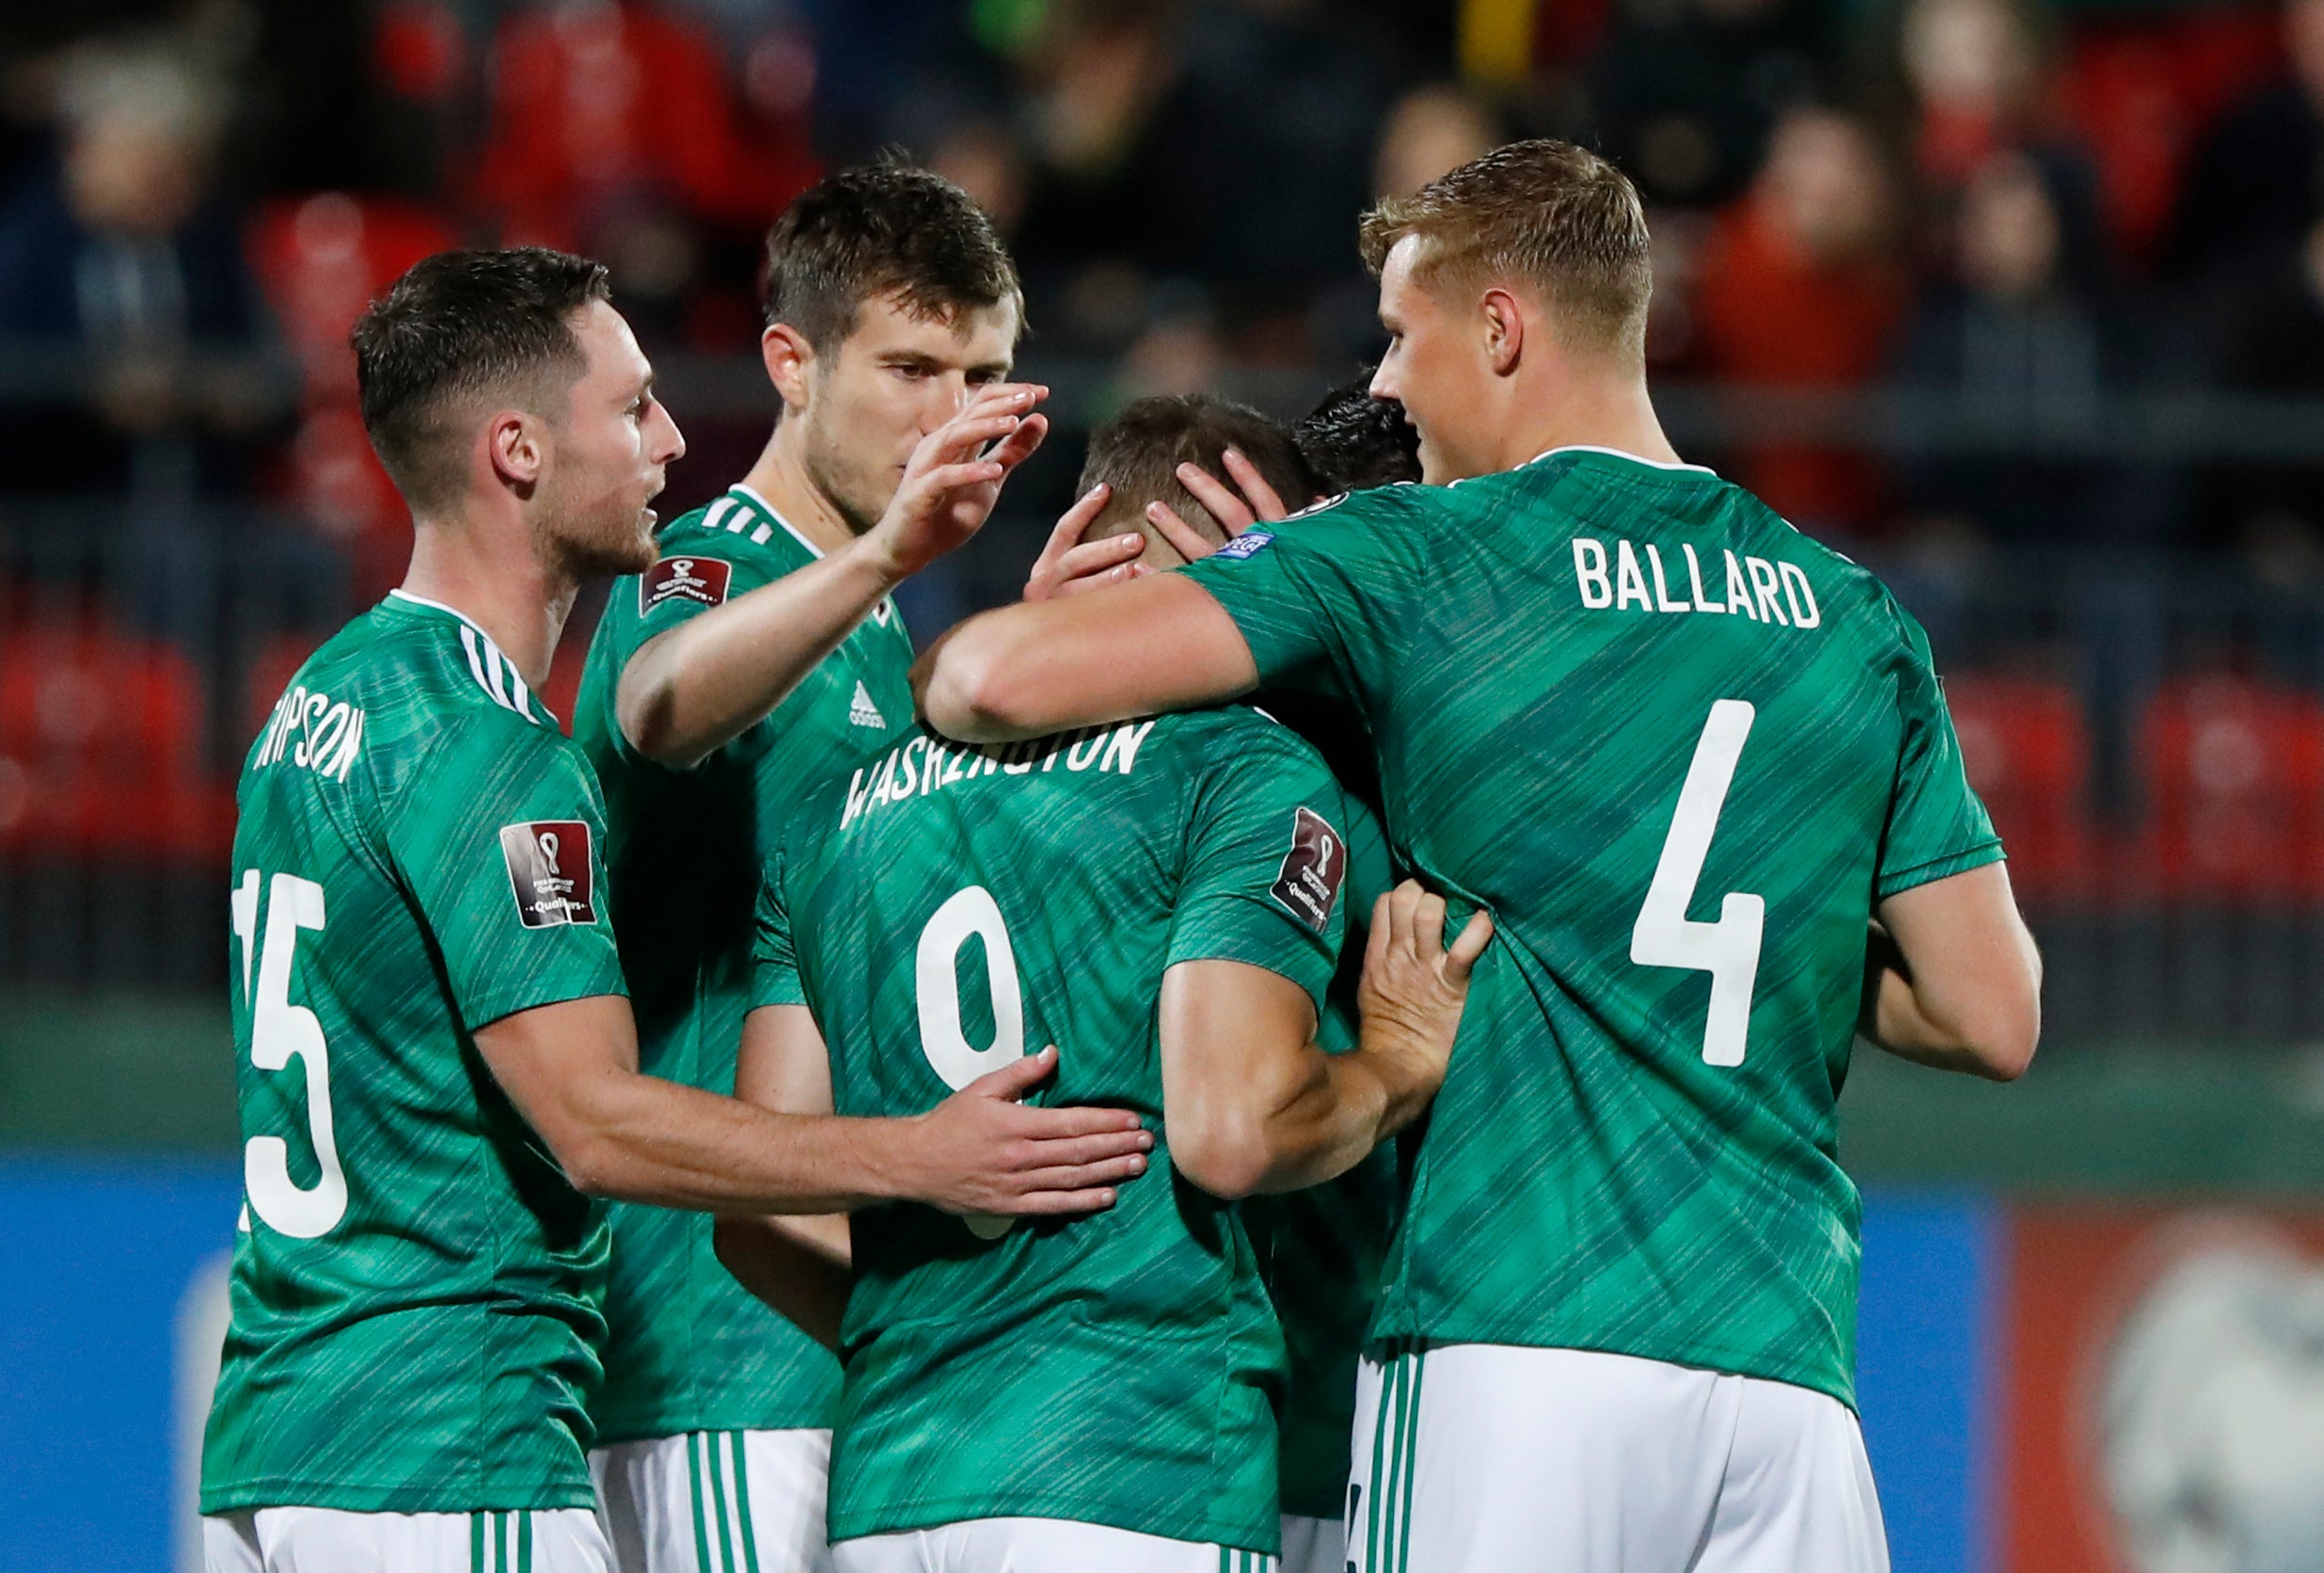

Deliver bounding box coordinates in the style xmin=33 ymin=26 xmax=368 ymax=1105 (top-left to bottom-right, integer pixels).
xmin=553 ymin=1135 xmax=628 ymax=1200
xmin=921 ymin=623 xmax=1039 ymax=742
xmin=1166 ymin=1110 xmax=1274 ymax=1201
xmin=1965 ymin=985 xmax=2041 ymax=1082
xmin=615 ymin=666 xmax=704 ymax=770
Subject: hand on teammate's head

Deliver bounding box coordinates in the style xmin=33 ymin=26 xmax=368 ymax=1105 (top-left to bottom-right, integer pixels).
xmin=1024 ymin=483 xmax=1150 ymax=601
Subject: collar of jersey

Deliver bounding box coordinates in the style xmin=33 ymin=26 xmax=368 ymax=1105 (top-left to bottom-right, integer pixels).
xmin=1522 ymin=444 xmax=1717 ymax=476
xmin=383 ymin=589 xmax=555 ymax=724
xmin=726 ymin=482 xmax=827 ymax=560
xmin=386 ymin=587 xmax=498 ymax=639
xmin=722 ymin=482 xmax=896 ymax=627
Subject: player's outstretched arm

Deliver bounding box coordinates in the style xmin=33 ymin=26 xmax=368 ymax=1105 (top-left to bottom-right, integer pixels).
xmin=1160 ymin=882 xmax=1492 ymax=1200
xmin=713 ymin=1002 xmax=856 ymax=1350
xmin=914 ymin=572 xmax=1259 ymax=743
xmin=1860 ymin=861 xmax=2042 ymax=1081
xmin=474 ymin=994 xmax=1150 ymax=1214
xmin=617 ymin=383 xmax=1049 ymax=768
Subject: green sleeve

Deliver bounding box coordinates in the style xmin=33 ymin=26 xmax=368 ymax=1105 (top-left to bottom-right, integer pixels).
xmin=383 ymin=716 xmax=627 ymax=1030
xmin=1876 ymin=609 xmax=2006 ymax=898
xmin=1163 ymin=723 xmax=1352 ymax=1016
xmin=750 ymin=850 xmax=807 ymax=1010
xmin=590 ymin=547 xmax=796 ymax=766
xmin=1176 ymin=489 xmax=1422 ymax=722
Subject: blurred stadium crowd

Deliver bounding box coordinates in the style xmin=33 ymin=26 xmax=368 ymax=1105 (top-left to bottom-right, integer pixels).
xmin=12 ymin=0 xmax=2324 ymax=1026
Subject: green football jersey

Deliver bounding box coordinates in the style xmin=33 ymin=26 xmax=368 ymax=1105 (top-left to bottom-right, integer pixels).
xmin=1181 ymin=447 xmax=2004 ymax=1409
xmin=574 ymin=483 xmax=915 ymax=1442
xmin=1245 ymin=793 xmax=1396 ymax=1521
xmin=751 ymin=708 xmax=1357 ymax=1555
xmin=201 ymin=591 xmax=628 ymax=1515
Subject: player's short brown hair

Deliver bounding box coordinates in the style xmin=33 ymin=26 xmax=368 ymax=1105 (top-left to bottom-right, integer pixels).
xmin=1358 ymin=138 xmax=1652 ymax=361
xmin=762 ymin=157 xmax=1024 ymax=355
xmin=353 ymin=246 xmax=611 ymax=515
xmin=1076 ymin=395 xmax=1319 ymax=566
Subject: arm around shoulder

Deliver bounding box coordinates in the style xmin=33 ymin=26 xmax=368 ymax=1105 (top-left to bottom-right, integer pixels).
xmin=914 ymin=573 xmax=1257 ymax=742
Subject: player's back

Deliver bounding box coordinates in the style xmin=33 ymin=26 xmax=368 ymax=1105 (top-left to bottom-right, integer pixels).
xmin=1185 ymin=448 xmax=2000 ymax=1410
xmin=762 ymin=706 xmax=1357 ymax=1553
xmin=203 ymin=590 xmax=624 ymax=1516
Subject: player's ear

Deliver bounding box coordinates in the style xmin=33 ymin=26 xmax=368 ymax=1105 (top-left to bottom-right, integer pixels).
xmin=1480 ymin=287 xmax=1524 ymax=376
xmin=762 ymin=323 xmax=816 ymax=414
xmin=488 ymin=408 xmax=545 ymax=493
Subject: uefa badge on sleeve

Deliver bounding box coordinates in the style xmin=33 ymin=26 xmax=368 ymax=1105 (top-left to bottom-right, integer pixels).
xmin=1213 ymin=530 xmax=1276 ymax=562
xmin=499 ymin=821 xmax=599 ymax=928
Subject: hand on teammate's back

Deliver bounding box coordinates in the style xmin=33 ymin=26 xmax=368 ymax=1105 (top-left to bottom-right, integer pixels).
xmin=868 ymin=381 xmax=1051 ymax=580
xmin=904 ymin=1044 xmax=1155 ymax=1217
xmin=1357 ymin=881 xmax=1494 ymax=1100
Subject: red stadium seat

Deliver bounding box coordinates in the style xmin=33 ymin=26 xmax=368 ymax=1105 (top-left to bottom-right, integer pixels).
xmin=0 ymin=628 xmax=232 ymax=858
xmin=0 ymin=627 xmax=203 ymax=777
xmin=472 ymin=1 xmax=813 ymax=246
xmin=541 ymin=635 xmax=590 ymax=736
xmin=2136 ymin=675 xmax=2324 ymax=898
xmin=247 ymin=194 xmax=460 ymax=405
xmin=1944 ymin=674 xmax=2094 ymax=899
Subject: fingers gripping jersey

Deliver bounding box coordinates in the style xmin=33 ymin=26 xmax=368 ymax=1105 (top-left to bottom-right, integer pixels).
xmin=751 ymin=709 xmax=1353 ymax=1557
xmin=1180 ymin=449 xmax=2003 ymax=1410
xmin=574 ymin=484 xmax=915 ymax=1442
xmin=201 ymin=592 xmax=628 ymax=1514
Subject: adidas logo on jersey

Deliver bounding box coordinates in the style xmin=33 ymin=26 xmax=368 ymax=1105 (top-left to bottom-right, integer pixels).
xmin=849 ymin=681 xmax=886 ymax=730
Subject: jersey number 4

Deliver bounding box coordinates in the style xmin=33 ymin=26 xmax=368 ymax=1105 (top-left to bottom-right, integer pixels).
xmin=1630 ymin=700 xmax=1764 ymax=1068
xmin=231 ymin=869 xmax=348 ymax=1237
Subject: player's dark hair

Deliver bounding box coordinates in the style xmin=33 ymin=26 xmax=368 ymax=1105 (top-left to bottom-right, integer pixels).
xmin=762 ymin=157 xmax=1024 ymax=358
xmin=353 ymin=246 xmax=612 ymax=515
xmin=1294 ymin=372 xmax=1422 ymax=494
xmin=1076 ymin=395 xmax=1320 ymax=564
xmin=1359 ymin=138 xmax=1652 ymax=362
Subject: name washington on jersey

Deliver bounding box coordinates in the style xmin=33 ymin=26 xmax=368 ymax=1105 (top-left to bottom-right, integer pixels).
xmin=840 ymin=720 xmax=1162 ymax=831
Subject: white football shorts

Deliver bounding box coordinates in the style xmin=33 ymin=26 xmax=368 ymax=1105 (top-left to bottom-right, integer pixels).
xmin=832 ymin=1517 xmax=1276 ymax=1573
xmin=590 ymin=1429 xmax=832 ymax=1573
xmin=203 ymin=1506 xmax=611 ymax=1573
xmin=1347 ymin=1342 xmax=1889 ymax=1573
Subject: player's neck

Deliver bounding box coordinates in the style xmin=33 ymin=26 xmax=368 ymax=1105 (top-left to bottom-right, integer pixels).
xmin=1501 ymin=371 xmax=1681 ymax=473
xmin=740 ymin=424 xmax=859 ymax=558
xmin=399 ymin=517 xmax=576 ymax=690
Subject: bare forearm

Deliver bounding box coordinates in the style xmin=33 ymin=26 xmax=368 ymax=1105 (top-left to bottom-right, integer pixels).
xmin=620 ymin=540 xmax=902 ymax=766
xmin=1174 ymin=1041 xmax=1421 ymax=1199
xmin=713 ymin=1215 xmax=853 ymax=1351
xmin=557 ymin=1070 xmax=914 ymax=1212
xmin=914 ymin=577 xmax=1257 ymax=742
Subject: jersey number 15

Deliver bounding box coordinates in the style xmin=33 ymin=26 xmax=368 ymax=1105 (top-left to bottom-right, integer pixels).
xmin=231 ymin=870 xmax=348 ymax=1237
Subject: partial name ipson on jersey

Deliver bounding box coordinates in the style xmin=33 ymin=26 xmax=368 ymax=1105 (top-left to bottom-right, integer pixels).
xmin=253 ymin=684 xmax=367 ymax=782
xmin=1573 ymin=537 xmax=1822 ymax=628
xmin=841 ymin=721 xmax=1159 ymax=832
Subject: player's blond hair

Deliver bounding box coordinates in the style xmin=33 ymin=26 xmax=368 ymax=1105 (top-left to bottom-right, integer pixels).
xmin=1358 ymin=139 xmax=1652 ymax=363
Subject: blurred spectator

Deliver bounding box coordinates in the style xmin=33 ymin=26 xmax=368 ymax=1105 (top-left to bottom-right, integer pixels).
xmin=1897 ymin=151 xmax=2122 ymax=545
xmin=2205 ymin=216 xmax=2324 ymax=559
xmin=1374 ymin=85 xmax=1500 ymax=199
xmin=1899 ymin=0 xmax=2047 ymax=194
xmin=1586 ymin=0 xmax=1827 ymax=210
xmin=0 ymin=42 xmax=275 ymax=499
xmin=928 ymin=119 xmax=1030 ymax=240
xmin=1690 ymin=106 xmax=1905 ymax=532
xmin=2168 ymin=0 xmax=2324 ymax=285
xmin=472 ymin=0 xmax=814 ymax=251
